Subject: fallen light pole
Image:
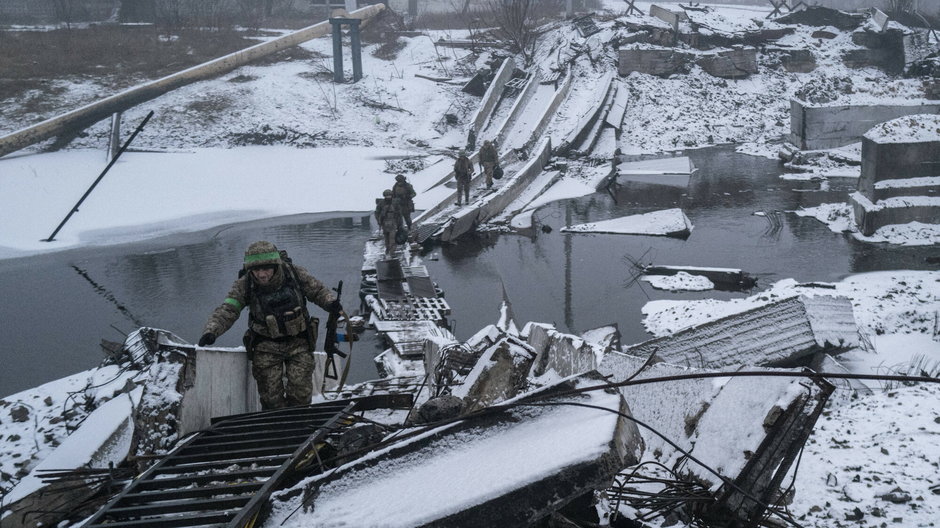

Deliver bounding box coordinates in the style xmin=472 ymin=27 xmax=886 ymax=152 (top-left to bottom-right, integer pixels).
xmin=43 ymin=110 xmax=154 ymax=242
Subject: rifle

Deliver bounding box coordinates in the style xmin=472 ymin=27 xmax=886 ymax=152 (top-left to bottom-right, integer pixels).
xmin=323 ymin=280 xmax=354 ymax=389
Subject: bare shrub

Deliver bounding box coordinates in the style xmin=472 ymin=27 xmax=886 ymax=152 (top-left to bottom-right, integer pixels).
xmin=483 ymin=0 xmax=542 ymax=66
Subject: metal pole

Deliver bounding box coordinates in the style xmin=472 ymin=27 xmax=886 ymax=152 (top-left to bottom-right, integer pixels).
xmin=108 ymin=111 xmax=122 ymax=161
xmin=43 ymin=110 xmax=154 ymax=242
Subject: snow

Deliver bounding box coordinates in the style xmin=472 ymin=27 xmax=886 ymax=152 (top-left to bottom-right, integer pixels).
xmin=268 ymin=381 xmax=624 ymax=527
xmin=0 ymin=0 xmax=938 ymax=524
xmin=561 ymin=208 xmax=692 ymax=236
xmin=0 ymin=147 xmax=427 ymax=259
xmin=4 ymin=386 xmax=142 ymax=505
xmin=866 ymin=113 xmax=940 ymax=143
xmin=641 ymin=271 xmax=715 ymax=291
xmin=795 ymin=201 xmax=940 ymax=246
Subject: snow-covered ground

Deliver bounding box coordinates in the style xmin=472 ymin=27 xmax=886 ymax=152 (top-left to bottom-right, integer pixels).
xmin=1 ymin=0 xmax=938 ymax=525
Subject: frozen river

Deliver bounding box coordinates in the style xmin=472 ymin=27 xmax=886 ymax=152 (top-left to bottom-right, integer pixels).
xmin=1 ymin=146 xmax=935 ymax=397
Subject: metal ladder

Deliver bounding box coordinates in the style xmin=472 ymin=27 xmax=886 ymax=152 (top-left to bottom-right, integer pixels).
xmin=82 ymin=396 xmax=402 ymax=528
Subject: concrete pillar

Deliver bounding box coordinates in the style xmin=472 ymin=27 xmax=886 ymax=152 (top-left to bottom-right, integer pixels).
xmin=331 ymin=18 xmax=344 ymax=83
xmin=408 ymin=0 xmax=417 ymax=17
xmin=349 ymin=19 xmax=362 ymax=82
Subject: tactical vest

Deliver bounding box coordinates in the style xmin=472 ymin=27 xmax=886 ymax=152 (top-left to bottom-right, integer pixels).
xmin=247 ymin=268 xmax=307 ymax=338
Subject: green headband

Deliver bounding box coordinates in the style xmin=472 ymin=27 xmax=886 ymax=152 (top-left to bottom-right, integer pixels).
xmin=244 ymin=251 xmax=280 ymax=264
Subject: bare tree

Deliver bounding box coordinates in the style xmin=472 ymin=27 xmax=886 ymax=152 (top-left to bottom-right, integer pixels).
xmin=484 ymin=0 xmax=540 ymax=66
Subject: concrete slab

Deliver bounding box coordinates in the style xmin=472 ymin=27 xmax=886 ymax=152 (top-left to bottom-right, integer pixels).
xmin=626 ymin=295 xmax=859 ymax=369
xmin=291 ymin=374 xmax=643 ymax=528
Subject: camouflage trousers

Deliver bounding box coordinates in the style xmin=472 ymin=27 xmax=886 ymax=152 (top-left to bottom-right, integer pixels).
xmin=251 ymin=336 xmax=314 ymax=410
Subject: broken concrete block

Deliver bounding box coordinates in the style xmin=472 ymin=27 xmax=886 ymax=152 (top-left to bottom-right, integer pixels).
xmin=789 ymin=98 xmax=940 ymax=151
xmin=294 ymin=373 xmax=643 ymax=527
xmin=618 ymin=48 xmax=692 ymax=77
xmin=581 ymin=324 xmax=621 ymax=354
xmin=779 ymin=48 xmax=817 ymax=73
xmin=626 ymin=295 xmax=859 ymax=369
xmin=527 ymin=324 xmax=605 ymax=379
xmin=598 ymin=353 xmax=833 ymax=526
xmin=695 ymin=47 xmax=758 ymax=79
xmin=451 ymin=335 xmax=536 ymax=413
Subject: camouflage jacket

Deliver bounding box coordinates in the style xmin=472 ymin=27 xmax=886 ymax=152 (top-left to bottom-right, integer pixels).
xmin=203 ymin=264 xmax=335 ymax=340
xmin=454 ymin=156 xmax=473 ymax=179
xmin=374 ymin=198 xmax=403 ymax=231
xmin=392 ymin=181 xmax=416 ymax=212
xmin=479 ymin=143 xmax=498 ymax=165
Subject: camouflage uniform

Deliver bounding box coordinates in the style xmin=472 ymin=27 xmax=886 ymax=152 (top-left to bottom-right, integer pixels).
xmin=453 ymin=150 xmax=473 ymax=205
xmin=478 ymin=140 xmax=498 ymax=189
xmin=201 ymin=241 xmax=336 ymax=409
xmin=391 ymin=175 xmax=416 ymax=229
xmin=374 ymin=190 xmax=403 ymax=256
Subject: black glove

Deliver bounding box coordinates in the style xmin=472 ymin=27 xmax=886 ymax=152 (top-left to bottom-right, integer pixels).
xmin=198 ymin=332 xmax=216 ymax=347
xmin=328 ymin=299 xmax=343 ymax=315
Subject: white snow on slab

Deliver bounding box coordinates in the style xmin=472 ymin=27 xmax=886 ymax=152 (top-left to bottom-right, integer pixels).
xmin=270 ymin=383 xmax=625 ymax=528
xmin=616 ymin=156 xmax=695 ymax=187
xmin=561 ymin=208 xmax=692 ymax=236
xmin=873 ymin=175 xmax=940 ymax=189
xmin=794 ymin=201 xmax=940 ymax=245
xmin=641 ymin=271 xmax=714 ymax=291
xmin=865 ymin=113 xmax=940 ymax=143
xmin=793 ymin=202 xmax=855 ymax=233
xmin=854 ymin=221 xmax=940 ymax=246
xmin=5 ymin=387 xmax=142 ymax=505
xmin=641 ymin=271 xmax=940 ymax=341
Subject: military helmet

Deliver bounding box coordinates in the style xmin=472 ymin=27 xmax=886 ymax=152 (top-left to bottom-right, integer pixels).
xmin=244 ymin=240 xmax=281 ymax=270
xmin=383 ymin=189 xmax=393 ymax=197
xmin=459 ymin=149 xmax=466 ymax=156
xmin=395 ymin=174 xmax=406 ymax=182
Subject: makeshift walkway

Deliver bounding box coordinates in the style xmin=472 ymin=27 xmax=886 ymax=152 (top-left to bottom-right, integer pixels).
xmin=359 ymin=237 xmax=456 ymax=376
xmin=81 ymin=395 xmax=409 ymax=528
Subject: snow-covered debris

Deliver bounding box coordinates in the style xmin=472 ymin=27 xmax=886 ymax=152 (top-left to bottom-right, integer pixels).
xmin=641 ymin=271 xmax=715 ymax=291
xmin=629 ymin=295 xmax=858 ymax=369
xmin=562 ymin=208 xmax=693 ymax=237
xmin=269 ymin=374 xmax=643 ymax=528
xmin=599 ymin=353 xmax=833 ymax=526
xmin=865 ymin=113 xmax=940 ymax=143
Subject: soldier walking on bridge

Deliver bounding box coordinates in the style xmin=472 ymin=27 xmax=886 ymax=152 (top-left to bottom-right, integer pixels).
xmin=392 ymin=174 xmax=416 ymax=229
xmin=375 ymin=189 xmax=404 ymax=257
xmin=454 ymin=149 xmax=473 ymax=205
xmin=479 ymin=139 xmax=499 ymax=189
xmin=198 ymin=241 xmax=342 ymax=409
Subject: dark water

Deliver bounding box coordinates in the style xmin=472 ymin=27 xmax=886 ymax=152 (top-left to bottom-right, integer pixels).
xmin=1 ymin=146 xmax=935 ymax=397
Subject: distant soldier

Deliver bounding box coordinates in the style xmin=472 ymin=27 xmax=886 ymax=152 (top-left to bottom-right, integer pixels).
xmin=375 ymin=189 xmax=404 ymax=257
xmin=454 ymin=149 xmax=473 ymax=205
xmin=198 ymin=241 xmax=342 ymax=410
xmin=479 ymin=139 xmax=499 ymax=189
xmin=392 ymin=174 xmax=416 ymax=229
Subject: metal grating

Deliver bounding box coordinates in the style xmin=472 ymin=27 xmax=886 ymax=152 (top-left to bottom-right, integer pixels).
xmin=406 ymin=275 xmax=437 ymax=298
xmin=414 ymin=222 xmax=444 ymax=244
xmin=376 ymin=259 xmax=404 ymax=281
xmin=82 ymin=402 xmax=352 ymax=528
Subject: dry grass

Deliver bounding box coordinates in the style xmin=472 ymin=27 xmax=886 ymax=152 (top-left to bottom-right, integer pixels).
xmin=0 ymin=25 xmax=256 ymax=101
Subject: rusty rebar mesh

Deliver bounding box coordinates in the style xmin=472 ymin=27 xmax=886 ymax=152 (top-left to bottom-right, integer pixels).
xmin=604 ymin=461 xmax=714 ymax=525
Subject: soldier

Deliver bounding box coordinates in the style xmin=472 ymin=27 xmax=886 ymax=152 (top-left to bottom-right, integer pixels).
xmin=391 ymin=174 xmax=416 ymax=229
xmin=198 ymin=241 xmax=341 ymax=410
xmin=479 ymin=139 xmax=499 ymax=189
xmin=453 ymin=149 xmax=473 ymax=206
xmin=375 ymin=189 xmax=403 ymax=257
